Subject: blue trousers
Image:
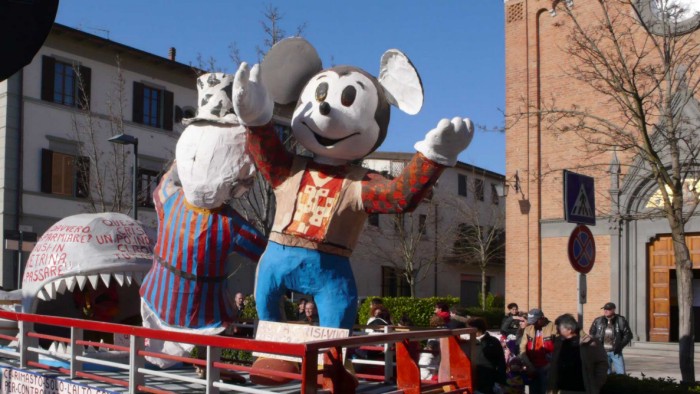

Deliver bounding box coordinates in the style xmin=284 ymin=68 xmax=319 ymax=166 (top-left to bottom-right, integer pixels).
xmin=255 ymin=241 xmax=358 ymax=330
xmin=607 ymin=351 xmax=625 ymax=374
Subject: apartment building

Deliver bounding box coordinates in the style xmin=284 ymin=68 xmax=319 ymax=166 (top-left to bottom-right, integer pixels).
xmin=0 ymin=23 xmax=198 ymax=289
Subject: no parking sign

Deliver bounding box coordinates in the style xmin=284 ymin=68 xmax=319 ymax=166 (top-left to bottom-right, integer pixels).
xmin=568 ymin=224 xmax=595 ymax=274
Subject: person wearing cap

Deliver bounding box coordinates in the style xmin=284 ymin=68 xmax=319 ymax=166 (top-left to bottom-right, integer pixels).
xmin=588 ymin=302 xmax=633 ymax=374
xmin=519 ymin=308 xmax=557 ymax=394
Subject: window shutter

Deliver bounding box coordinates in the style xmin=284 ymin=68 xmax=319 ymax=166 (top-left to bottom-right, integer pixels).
xmin=77 ymin=65 xmax=91 ymax=109
xmin=458 ymin=174 xmax=467 ymax=196
xmin=41 ymin=56 xmax=55 ymax=102
xmin=174 ymin=105 xmax=184 ymax=123
xmin=40 ymin=149 xmax=53 ymax=193
xmin=75 ymin=156 xmax=90 ymax=198
xmin=163 ymin=90 xmax=174 ymax=131
xmin=132 ymin=82 xmax=144 ymax=124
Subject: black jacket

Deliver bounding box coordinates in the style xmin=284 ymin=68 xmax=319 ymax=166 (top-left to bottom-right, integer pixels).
xmin=472 ymin=332 xmax=507 ymax=394
xmin=500 ymin=313 xmax=522 ymax=336
xmin=589 ymin=314 xmax=633 ymax=354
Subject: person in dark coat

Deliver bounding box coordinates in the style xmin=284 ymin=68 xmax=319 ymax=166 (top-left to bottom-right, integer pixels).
xmin=467 ymin=317 xmax=507 ymax=394
xmin=501 ymin=303 xmax=526 ymax=337
xmin=448 ymin=305 xmax=469 ymax=329
xmin=588 ymin=302 xmax=633 ymax=375
xmin=548 ymin=314 xmax=607 ymax=394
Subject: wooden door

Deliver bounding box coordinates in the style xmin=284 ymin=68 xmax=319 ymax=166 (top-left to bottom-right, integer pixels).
xmin=649 ymin=237 xmax=673 ymax=342
xmin=648 ymin=235 xmax=700 ymax=342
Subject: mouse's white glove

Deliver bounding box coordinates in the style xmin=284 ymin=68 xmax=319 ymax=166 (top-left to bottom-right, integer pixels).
xmin=232 ymin=62 xmax=274 ymax=126
xmin=414 ymin=117 xmax=474 ymax=167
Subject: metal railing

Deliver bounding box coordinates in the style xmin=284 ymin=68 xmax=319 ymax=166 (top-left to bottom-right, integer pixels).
xmin=0 ymin=310 xmax=474 ymax=394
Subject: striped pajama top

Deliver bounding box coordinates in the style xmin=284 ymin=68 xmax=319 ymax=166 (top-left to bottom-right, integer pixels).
xmin=139 ymin=167 xmax=266 ymax=329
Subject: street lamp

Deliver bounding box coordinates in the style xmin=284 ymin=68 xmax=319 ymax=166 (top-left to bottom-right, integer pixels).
xmin=108 ymin=133 xmax=139 ymax=220
xmin=495 ymin=170 xmax=521 ymax=198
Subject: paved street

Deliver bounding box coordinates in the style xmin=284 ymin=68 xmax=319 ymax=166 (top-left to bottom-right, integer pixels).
xmin=625 ymin=352 xmax=696 ymax=382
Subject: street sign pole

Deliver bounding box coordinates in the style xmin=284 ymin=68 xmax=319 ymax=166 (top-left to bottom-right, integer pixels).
xmin=564 ymin=170 xmax=596 ymax=329
xmin=578 ymin=273 xmax=587 ymax=327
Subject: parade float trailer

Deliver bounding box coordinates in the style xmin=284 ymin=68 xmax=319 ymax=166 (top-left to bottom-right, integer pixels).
xmin=0 ymin=309 xmax=475 ymax=394
xmin=0 ymin=214 xmax=475 ymax=393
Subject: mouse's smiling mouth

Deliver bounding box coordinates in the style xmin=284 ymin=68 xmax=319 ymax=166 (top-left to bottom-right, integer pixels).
xmin=302 ymin=121 xmax=359 ymax=147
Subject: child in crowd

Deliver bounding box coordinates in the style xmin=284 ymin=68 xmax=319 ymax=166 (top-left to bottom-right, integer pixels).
xmin=419 ymin=339 xmax=440 ymax=382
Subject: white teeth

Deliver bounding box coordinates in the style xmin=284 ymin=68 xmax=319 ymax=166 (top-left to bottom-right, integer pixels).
xmin=58 ymin=342 xmax=67 ymax=354
xmin=44 ymin=282 xmax=56 ymax=300
xmin=88 ymin=275 xmax=99 ymax=290
xmin=55 ymin=279 xmax=68 ymax=295
xmin=133 ymin=272 xmax=144 ymax=285
xmin=113 ymin=273 xmax=124 ymax=286
xmin=100 ymin=273 xmax=111 ymax=287
xmin=76 ymin=276 xmax=88 ymax=291
xmin=37 ymin=289 xmax=49 ymax=301
xmin=65 ymin=276 xmax=77 ymax=292
xmin=49 ymin=341 xmax=57 ymax=353
xmin=44 ymin=283 xmax=56 ymax=300
xmin=124 ymin=273 xmax=133 ymax=286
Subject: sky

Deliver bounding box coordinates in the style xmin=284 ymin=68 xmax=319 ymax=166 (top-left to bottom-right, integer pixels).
xmin=55 ymin=1 xmax=506 ymax=174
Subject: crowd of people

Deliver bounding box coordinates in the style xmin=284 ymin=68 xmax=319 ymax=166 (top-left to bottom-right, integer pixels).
xmin=358 ymin=298 xmax=632 ymax=394
xmin=490 ymin=302 xmax=632 ymax=394
xmin=229 ymin=293 xmax=632 ymax=394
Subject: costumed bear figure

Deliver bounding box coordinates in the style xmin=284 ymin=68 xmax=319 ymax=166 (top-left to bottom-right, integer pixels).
xmin=139 ymin=73 xmax=266 ymax=368
xmin=232 ymin=38 xmax=474 ymax=330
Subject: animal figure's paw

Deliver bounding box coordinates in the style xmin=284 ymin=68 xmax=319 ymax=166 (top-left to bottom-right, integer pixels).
xmin=232 ymin=62 xmax=274 ymax=126
xmin=414 ymin=117 xmax=474 ymax=166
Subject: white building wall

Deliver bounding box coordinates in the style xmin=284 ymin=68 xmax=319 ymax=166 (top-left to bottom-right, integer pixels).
xmin=352 ymin=156 xmax=506 ymax=305
xmin=0 ymin=27 xmax=199 ymax=288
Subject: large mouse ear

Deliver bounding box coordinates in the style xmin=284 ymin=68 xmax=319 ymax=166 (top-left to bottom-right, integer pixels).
xmin=261 ymin=37 xmax=322 ymax=105
xmin=378 ymin=50 xmax=424 ymax=115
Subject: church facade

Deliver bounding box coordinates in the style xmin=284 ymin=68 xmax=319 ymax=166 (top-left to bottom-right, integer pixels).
xmin=504 ymin=0 xmax=700 ymax=341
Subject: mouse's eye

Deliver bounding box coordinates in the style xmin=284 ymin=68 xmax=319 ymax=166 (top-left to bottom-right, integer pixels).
xmin=315 ymin=82 xmax=328 ymax=102
xmin=341 ymin=86 xmax=357 ymax=107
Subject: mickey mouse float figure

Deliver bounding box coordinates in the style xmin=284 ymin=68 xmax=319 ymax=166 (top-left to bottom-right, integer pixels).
xmin=233 ymin=38 xmax=474 ymax=331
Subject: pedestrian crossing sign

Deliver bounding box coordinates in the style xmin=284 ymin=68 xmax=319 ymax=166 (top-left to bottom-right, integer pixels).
xmin=564 ymin=170 xmax=596 ymax=225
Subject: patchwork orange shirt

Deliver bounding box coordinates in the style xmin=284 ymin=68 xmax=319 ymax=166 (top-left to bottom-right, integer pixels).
xmin=285 ymin=164 xmax=346 ymax=242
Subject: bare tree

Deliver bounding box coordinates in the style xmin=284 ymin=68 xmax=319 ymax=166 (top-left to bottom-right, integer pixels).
xmin=193 ymin=3 xmax=307 ymax=74
xmin=255 ymin=3 xmax=307 ymax=62
xmin=71 ymin=56 xmax=133 ymax=215
xmin=361 ymin=199 xmax=449 ymax=297
xmin=445 ymin=196 xmax=505 ymax=310
xmin=510 ymin=0 xmax=700 ymax=383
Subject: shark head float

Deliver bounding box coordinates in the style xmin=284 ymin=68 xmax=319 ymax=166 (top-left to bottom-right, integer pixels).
xmin=0 ymin=212 xmax=155 ymax=357
xmin=22 ymin=212 xmax=154 ymax=319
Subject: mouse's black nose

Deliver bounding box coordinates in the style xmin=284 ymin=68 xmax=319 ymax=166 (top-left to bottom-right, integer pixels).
xmin=319 ymin=101 xmax=331 ymax=116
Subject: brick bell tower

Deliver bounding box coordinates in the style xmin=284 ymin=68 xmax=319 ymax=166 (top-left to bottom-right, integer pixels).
xmin=505 ymin=0 xmax=700 ymax=341
xmin=503 ymin=0 xmax=615 ymax=327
